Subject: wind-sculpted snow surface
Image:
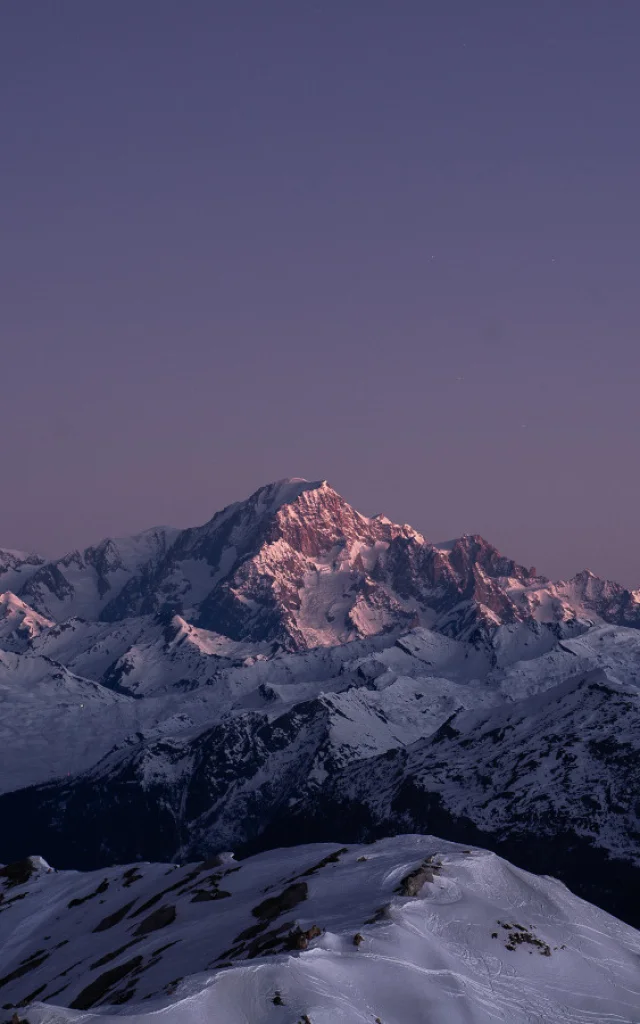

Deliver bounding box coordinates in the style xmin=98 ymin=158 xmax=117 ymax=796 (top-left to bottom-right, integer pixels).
xmin=1 ymin=837 xmax=639 ymax=1024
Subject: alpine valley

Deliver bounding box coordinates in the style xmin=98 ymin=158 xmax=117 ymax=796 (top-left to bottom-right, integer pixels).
xmin=2 ymin=479 xmax=640 ymax=1023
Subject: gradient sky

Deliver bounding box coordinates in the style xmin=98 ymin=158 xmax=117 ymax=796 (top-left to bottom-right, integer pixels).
xmin=2 ymin=2 xmax=639 ymax=585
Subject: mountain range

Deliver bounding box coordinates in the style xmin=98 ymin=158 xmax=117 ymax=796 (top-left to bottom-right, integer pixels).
xmin=4 ymin=478 xmax=640 ymax=648
xmin=1 ymin=478 xmax=639 ymax=936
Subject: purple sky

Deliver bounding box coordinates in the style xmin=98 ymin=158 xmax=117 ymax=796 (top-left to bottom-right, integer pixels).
xmin=2 ymin=2 xmax=639 ymax=585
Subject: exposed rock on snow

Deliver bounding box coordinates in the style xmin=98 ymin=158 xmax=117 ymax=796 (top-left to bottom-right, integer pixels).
xmin=1 ymin=836 xmax=639 ymax=1024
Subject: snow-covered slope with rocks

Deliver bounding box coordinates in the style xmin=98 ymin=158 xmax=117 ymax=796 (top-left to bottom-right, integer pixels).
xmin=0 ymin=648 xmax=142 ymax=794
xmin=13 ymin=528 xmax=178 ymax=623
xmin=0 ymin=593 xmax=52 ymax=652
xmin=0 ymin=549 xmax=45 ymax=595
xmin=2 ymin=477 xmax=640 ymax=938
xmin=2 ymin=837 xmax=639 ymax=1024
xmin=2 ymin=614 xmax=640 ymax=927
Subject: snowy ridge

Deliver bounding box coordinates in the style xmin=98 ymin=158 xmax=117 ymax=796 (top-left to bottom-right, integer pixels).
xmin=5 ymin=478 xmax=640 ymax=650
xmin=2 ymin=613 xmax=640 ymax=930
xmin=0 ymin=592 xmax=53 ymax=651
xmin=1 ymin=836 xmax=639 ymax=1023
xmin=301 ymin=669 xmax=640 ymax=863
xmin=14 ymin=527 xmax=179 ymax=622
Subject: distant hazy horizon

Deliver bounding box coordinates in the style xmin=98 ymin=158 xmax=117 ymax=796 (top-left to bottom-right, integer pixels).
xmin=3 ymin=3 xmax=639 ymax=586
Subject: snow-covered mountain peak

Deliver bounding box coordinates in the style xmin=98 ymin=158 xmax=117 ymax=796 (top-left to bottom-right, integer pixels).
xmin=0 ymin=591 xmax=53 ymax=650
xmin=0 ymin=546 xmax=41 ymax=565
xmin=252 ymin=476 xmax=327 ymax=506
xmin=0 ymin=547 xmax=45 ymax=594
xmin=194 ymin=478 xmax=327 ymax=539
xmin=3 ymin=478 xmax=640 ymax=650
xmin=13 ymin=527 xmax=179 ymax=622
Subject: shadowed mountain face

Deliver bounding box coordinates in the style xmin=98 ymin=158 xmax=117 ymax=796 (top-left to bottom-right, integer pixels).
xmin=3 ymin=478 xmax=640 ymax=650
xmin=2 ymin=618 xmax=640 ymax=927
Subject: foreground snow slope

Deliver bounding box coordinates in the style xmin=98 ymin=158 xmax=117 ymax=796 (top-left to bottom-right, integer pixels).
xmin=1 ymin=836 xmax=639 ymax=1024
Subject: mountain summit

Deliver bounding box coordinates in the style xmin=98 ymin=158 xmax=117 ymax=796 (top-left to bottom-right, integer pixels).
xmin=1 ymin=479 xmax=640 ymax=930
xmin=2 ymin=478 xmax=640 ymax=650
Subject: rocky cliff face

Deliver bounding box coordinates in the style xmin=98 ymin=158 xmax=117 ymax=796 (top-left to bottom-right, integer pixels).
xmin=4 ymin=479 xmax=640 ymax=649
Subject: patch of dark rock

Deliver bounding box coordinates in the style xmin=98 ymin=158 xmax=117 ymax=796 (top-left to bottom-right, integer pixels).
xmin=191 ymin=888 xmax=231 ymax=902
xmin=365 ymin=904 xmax=390 ymax=924
xmin=43 ymin=984 xmax=68 ymax=1001
xmin=18 ymin=953 xmax=45 ymax=966
xmin=109 ymin=983 xmax=137 ymax=1005
xmin=396 ymin=857 xmax=441 ymax=897
xmin=199 ymin=872 xmax=224 ymax=888
xmin=0 ymin=954 xmax=49 ymax=990
xmin=300 ymin=848 xmax=348 ymax=877
xmin=54 ymin=941 xmax=68 ymax=950
xmin=57 ymin=960 xmax=86 ymax=978
xmin=499 ymin=922 xmax=551 ymax=956
xmin=235 ymin=921 xmax=268 ymax=942
xmin=69 ymin=957 xmax=143 ymax=1010
xmin=90 ymin=940 xmax=139 ymax=970
xmin=216 ymin=944 xmax=246 ymax=962
xmin=93 ymin=900 xmax=137 ymax=932
xmin=189 ymin=889 xmax=212 ymax=903
xmin=251 ymin=882 xmax=308 ymax=922
xmin=0 ymin=894 xmax=28 ymax=913
xmin=353 ymin=933 xmax=364 ymax=947
xmin=68 ymin=878 xmax=109 ymax=908
xmin=129 ymin=869 xmax=201 ymax=918
xmin=0 ymin=861 xmax=35 ymax=888
xmin=15 ymin=985 xmax=46 ymax=1008
xmin=151 ymin=941 xmax=178 ymax=956
xmin=133 ymin=904 xmax=176 ymax=936
xmin=122 ymin=868 xmax=143 ymax=888
xmin=273 ymin=991 xmax=285 ymax=1005
xmin=128 ymin=890 xmax=164 ymax=918
xmin=285 ymin=925 xmax=322 ymax=951
xmin=190 ymin=890 xmax=214 ymax=902
xmin=244 ymin=922 xmax=293 ymax=959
